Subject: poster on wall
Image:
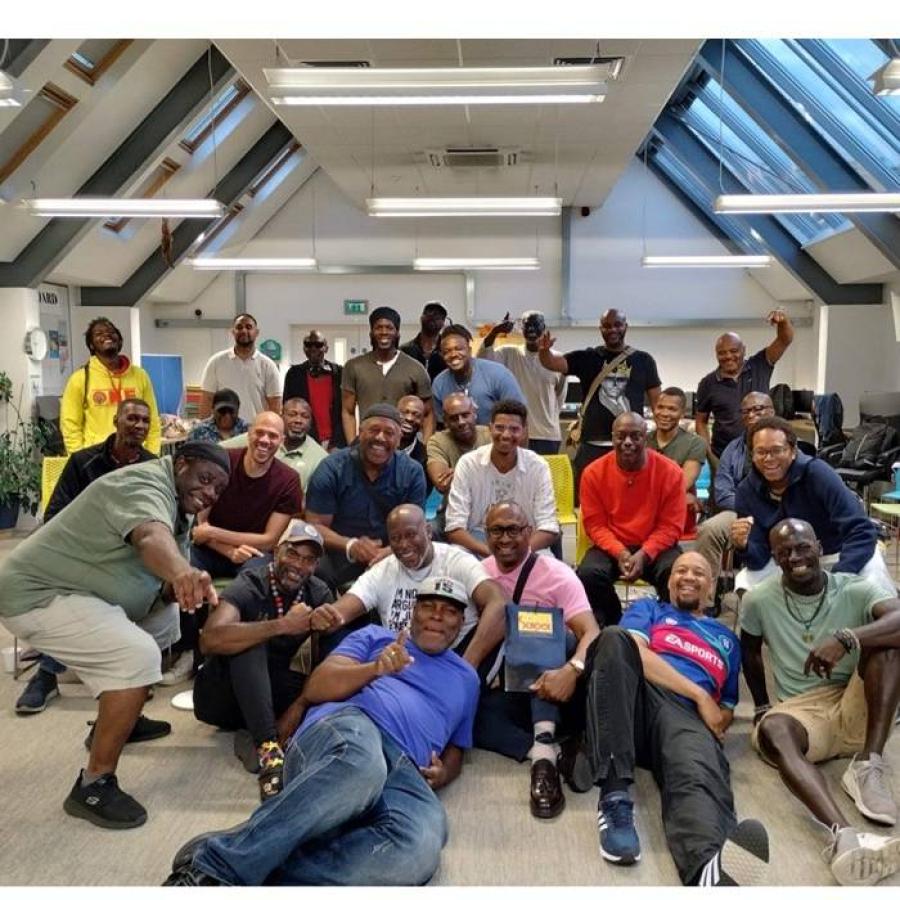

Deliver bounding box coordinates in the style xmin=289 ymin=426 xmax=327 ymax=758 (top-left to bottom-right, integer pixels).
xmin=38 ymin=283 xmax=72 ymax=397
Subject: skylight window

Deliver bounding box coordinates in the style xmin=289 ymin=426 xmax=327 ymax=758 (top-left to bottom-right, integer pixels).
xmin=179 ymin=79 xmax=251 ymax=154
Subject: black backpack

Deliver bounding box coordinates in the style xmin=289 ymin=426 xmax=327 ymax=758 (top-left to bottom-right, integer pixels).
xmin=770 ymin=383 xmax=794 ymax=420
xmin=838 ymin=422 xmax=898 ymax=469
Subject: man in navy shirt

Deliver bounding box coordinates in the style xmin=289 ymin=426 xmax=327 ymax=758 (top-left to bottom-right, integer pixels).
xmin=305 ymin=404 xmax=427 ymax=590
xmin=582 ymin=551 xmax=769 ymax=886
xmin=164 ymin=576 xmax=479 ymax=886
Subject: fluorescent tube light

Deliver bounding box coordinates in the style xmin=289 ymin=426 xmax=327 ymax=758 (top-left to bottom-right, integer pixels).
xmin=642 ymin=255 xmax=771 ymax=269
xmin=872 ymin=58 xmax=900 ymax=96
xmin=367 ymin=197 xmax=562 ymax=217
xmin=264 ymin=65 xmax=610 ymax=106
xmin=714 ymin=193 xmax=900 ymax=214
xmin=186 ymin=257 xmax=318 ymax=271
xmin=21 ymin=198 xmax=226 ymax=218
xmin=414 ymin=257 xmax=540 ymax=271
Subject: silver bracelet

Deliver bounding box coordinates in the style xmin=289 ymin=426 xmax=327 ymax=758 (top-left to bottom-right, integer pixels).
xmin=345 ymin=538 xmax=358 ymax=562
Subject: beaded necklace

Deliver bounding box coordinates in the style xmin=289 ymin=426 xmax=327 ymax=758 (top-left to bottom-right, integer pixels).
xmin=267 ymin=562 xmax=300 ymax=618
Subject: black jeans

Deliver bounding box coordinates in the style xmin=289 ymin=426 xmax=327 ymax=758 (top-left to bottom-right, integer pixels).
xmin=314 ymin=548 xmax=367 ymax=593
xmin=576 ymin=544 xmax=681 ymax=626
xmin=193 ymin=645 xmax=305 ymax=745
xmin=528 ymin=439 xmax=561 ymax=455
xmin=584 ymin=627 xmax=737 ymax=885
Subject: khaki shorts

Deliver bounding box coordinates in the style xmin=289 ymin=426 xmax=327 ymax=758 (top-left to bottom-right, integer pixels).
xmin=0 ymin=593 xmax=171 ymax=697
xmin=751 ymin=672 xmax=867 ymax=764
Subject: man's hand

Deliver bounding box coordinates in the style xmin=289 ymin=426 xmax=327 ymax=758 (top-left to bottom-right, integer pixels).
xmin=696 ymin=693 xmax=728 ymax=742
xmin=310 ymin=603 xmax=345 ymax=633
xmin=191 ymin=521 xmax=214 ymax=545
xmin=229 ymin=544 xmax=264 ymax=565
xmin=281 ymin=602 xmax=312 ymax=636
xmin=730 ymin=516 xmax=753 ymax=550
xmin=172 ymin=568 xmax=218 ymax=613
xmin=537 ymin=330 xmax=556 ymax=352
xmin=487 ymin=319 xmax=514 ymax=340
xmin=435 ymin=470 xmax=454 ymax=493
xmin=367 ymin=546 xmax=393 ymax=569
xmin=375 ymin=630 xmax=415 ymax=676
xmin=687 ymin=493 xmax=703 ymax=515
xmin=348 ymin=536 xmax=383 ymax=565
xmin=804 ymin=636 xmax=847 ymax=680
xmin=419 ymin=751 xmax=450 ymax=790
xmin=620 ymin=550 xmax=647 ymax=582
xmin=767 ymin=309 xmax=789 ymax=328
xmin=276 ymin=698 xmax=308 ymax=748
xmin=529 ymin=665 xmax=578 ymax=704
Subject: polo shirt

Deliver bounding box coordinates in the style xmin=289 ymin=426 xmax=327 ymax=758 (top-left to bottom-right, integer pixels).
xmin=341 ymin=350 xmax=432 ymax=414
xmin=219 ymin=433 xmax=328 ymax=492
xmin=200 ymin=349 xmax=282 ymax=420
xmin=696 ymin=348 xmax=774 ymax=456
xmin=305 ymin=447 xmax=427 ymax=542
xmin=431 ymin=358 xmax=526 ymax=425
xmin=0 ymin=457 xmax=189 ymax=620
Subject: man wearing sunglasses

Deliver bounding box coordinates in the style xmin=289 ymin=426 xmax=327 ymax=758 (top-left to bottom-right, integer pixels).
xmin=283 ymin=330 xmax=347 ymax=450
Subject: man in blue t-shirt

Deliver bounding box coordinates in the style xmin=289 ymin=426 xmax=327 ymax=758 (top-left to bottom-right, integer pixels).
xmin=164 ymin=576 xmax=479 ymax=887
xmin=582 ymin=551 xmax=769 ymax=886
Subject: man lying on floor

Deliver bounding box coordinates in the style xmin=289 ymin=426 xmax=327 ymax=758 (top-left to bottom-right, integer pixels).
xmin=163 ymin=576 xmax=479 ymax=886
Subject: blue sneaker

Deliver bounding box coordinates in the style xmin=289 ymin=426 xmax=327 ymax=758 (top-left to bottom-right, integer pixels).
xmin=597 ymin=791 xmax=641 ymax=865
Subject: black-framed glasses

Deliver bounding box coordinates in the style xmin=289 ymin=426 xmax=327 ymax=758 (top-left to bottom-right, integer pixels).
xmin=304 ymin=341 xmax=325 ymax=348
xmin=486 ymin=525 xmax=527 ymax=538
xmin=752 ymin=445 xmax=791 ymax=461
xmin=742 ymin=404 xmax=772 ymax=416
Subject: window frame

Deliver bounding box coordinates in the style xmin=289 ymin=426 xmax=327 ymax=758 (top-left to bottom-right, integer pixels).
xmin=103 ymin=157 xmax=182 ymax=233
xmin=178 ymin=78 xmax=251 ymax=155
xmin=63 ymin=40 xmax=133 ymax=86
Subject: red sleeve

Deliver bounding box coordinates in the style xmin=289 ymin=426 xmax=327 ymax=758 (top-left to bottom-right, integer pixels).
xmin=581 ymin=462 xmax=627 ymax=559
xmin=642 ymin=457 xmax=685 ymax=561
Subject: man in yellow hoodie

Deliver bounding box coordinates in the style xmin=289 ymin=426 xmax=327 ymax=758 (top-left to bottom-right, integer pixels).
xmin=61 ymin=318 xmax=161 ymax=455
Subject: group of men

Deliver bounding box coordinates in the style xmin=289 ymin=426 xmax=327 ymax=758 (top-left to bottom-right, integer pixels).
xmin=3 ymin=301 xmax=900 ymax=889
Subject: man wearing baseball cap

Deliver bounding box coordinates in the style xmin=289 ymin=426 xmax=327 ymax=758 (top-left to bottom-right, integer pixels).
xmin=400 ymin=301 xmax=449 ymax=381
xmin=165 ymin=575 xmax=479 ymax=886
xmin=189 ymin=388 xmax=249 ymax=444
xmin=341 ymin=306 xmax=434 ymax=444
xmin=193 ymin=519 xmax=333 ymax=802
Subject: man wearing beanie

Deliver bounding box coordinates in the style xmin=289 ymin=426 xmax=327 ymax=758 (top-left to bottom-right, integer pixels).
xmin=341 ymin=306 xmax=434 ymax=444
xmin=0 ymin=442 xmax=231 ymax=830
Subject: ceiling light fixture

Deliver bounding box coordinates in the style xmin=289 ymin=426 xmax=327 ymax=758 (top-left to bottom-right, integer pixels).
xmin=642 ymin=254 xmax=772 ymax=269
xmin=872 ymin=57 xmax=900 ymax=96
xmin=367 ymin=197 xmax=562 ymax=218
xmin=186 ymin=257 xmax=317 ymax=271
xmin=264 ymin=65 xmax=611 ymax=106
xmin=21 ymin=198 xmax=226 ymax=218
xmin=414 ymin=257 xmax=540 ymax=271
xmin=714 ymin=193 xmax=900 ymax=214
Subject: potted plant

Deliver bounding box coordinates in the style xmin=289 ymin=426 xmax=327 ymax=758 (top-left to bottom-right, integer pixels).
xmin=0 ymin=371 xmax=48 ymax=528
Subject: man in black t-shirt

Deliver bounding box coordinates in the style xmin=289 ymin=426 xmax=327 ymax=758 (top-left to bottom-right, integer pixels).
xmin=193 ymin=520 xmax=333 ymax=803
xmin=538 ymin=309 xmax=661 ymax=494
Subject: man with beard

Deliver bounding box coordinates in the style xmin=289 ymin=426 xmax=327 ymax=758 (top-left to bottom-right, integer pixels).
xmin=478 ymin=311 xmax=567 ymax=454
xmin=583 ymin=551 xmax=768 ymax=885
xmin=305 ymin=405 xmax=427 ymax=591
xmin=576 ymin=412 xmax=685 ymax=626
xmin=61 ymin=316 xmax=161 ymax=454
xmin=164 ymin=577 xmax=479 ymax=887
xmin=0 ymin=442 xmax=231 ymax=829
xmin=400 ymin=301 xmax=449 ymax=380
xmin=199 ymin=314 xmax=282 ymax=420
xmin=193 ymin=521 xmax=333 ymax=802
xmin=741 ymin=519 xmax=900 ymax=886
xmin=341 ymin=307 xmax=434 ymax=443
xmin=431 ymin=324 xmax=525 ymax=426
xmin=283 ymin=330 xmax=346 ymax=450
xmin=396 ymin=394 xmax=427 ymax=473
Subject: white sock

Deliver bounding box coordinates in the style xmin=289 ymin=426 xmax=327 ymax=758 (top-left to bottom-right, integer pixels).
xmin=530 ymin=721 xmax=559 ymax=765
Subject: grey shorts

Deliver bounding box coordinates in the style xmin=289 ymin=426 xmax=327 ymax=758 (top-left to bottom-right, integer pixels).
xmin=0 ymin=594 xmax=179 ymax=696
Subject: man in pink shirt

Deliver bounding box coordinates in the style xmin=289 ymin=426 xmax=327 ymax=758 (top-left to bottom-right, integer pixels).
xmin=478 ymin=502 xmax=599 ymax=820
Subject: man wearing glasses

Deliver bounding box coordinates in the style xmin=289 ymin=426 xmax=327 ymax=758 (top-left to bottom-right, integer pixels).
xmin=283 ymin=330 xmax=347 ymax=450
xmin=731 ymin=417 xmax=894 ymax=596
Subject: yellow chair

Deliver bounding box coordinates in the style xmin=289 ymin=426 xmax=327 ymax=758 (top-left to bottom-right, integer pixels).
xmin=40 ymin=456 xmax=68 ymax=514
xmin=544 ymin=454 xmax=577 ymax=528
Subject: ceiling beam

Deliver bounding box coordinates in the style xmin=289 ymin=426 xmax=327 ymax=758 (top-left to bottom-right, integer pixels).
xmin=0 ymin=46 xmax=234 ymax=289
xmin=654 ymin=111 xmax=883 ymax=306
xmin=81 ymin=122 xmax=294 ymax=307
xmin=2 ymin=39 xmax=50 ymax=77
xmin=697 ymin=40 xmax=900 ymax=271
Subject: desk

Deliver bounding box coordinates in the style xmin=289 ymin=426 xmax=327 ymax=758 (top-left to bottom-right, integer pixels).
xmin=871 ymin=502 xmax=900 ymax=570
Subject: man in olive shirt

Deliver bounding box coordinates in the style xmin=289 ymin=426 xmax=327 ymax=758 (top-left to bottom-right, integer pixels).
xmin=0 ymin=443 xmax=231 ymax=830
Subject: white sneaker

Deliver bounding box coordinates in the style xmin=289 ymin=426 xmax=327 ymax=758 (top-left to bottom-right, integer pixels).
xmin=160 ymin=650 xmax=194 ymax=686
xmin=827 ymin=825 xmax=900 ymax=886
xmin=842 ymin=753 xmax=898 ymax=825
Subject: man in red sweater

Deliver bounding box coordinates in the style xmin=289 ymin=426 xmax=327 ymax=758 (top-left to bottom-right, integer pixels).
xmin=576 ymin=411 xmax=685 ymax=626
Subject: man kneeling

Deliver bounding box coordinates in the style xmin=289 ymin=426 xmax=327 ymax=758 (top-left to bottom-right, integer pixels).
xmin=164 ymin=576 xmax=479 ymax=886
xmin=584 ymin=551 xmax=769 ymax=885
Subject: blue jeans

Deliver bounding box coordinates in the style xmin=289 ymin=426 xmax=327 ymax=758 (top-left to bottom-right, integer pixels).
xmin=193 ymin=708 xmax=448 ymax=886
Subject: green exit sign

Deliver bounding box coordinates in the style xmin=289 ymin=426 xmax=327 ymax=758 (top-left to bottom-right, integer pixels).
xmin=344 ymin=299 xmax=368 ymax=316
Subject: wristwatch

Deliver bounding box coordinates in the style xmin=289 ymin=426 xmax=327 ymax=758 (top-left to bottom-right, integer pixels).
xmin=567 ymin=658 xmax=585 ymax=676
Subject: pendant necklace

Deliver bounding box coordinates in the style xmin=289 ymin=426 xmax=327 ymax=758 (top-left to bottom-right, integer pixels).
xmin=784 ymin=581 xmax=828 ymax=644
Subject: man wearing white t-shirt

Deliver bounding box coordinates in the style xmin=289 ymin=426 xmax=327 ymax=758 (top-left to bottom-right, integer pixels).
xmin=310 ymin=504 xmax=506 ymax=672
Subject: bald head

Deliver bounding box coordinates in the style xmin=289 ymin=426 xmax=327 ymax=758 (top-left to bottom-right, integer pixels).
xmin=486 ymin=501 xmax=529 ymax=528
xmin=769 ymin=517 xmax=817 ymax=549
xmin=443 ymin=391 xmax=478 ymax=444
xmin=600 ymin=309 xmax=628 ymax=350
xmin=667 ymin=551 xmax=714 ymax=612
xmin=386 ymin=503 xmax=432 ymax=569
xmin=485 ymin=502 xmax=532 ymax=571
xmin=740 ymin=391 xmax=775 ymax=429
xmin=247 ymin=411 xmax=285 ymax=464
xmin=612 ymin=412 xmax=648 ymax=470
xmin=387 ymin=503 xmax=426 ymax=530
xmin=253 ymin=411 xmax=284 ymax=434
xmin=769 ymin=518 xmax=824 ymax=591
xmin=715 ymin=332 xmax=746 ymax=376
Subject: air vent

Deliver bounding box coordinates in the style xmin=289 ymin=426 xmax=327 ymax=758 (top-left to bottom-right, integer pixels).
xmin=426 ymin=147 xmax=522 ymax=169
xmin=554 ymin=56 xmax=624 ymax=81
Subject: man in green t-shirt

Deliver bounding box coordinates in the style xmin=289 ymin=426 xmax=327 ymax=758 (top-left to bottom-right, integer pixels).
xmin=740 ymin=517 xmax=900 ymax=886
xmin=0 ymin=442 xmax=231 ymax=831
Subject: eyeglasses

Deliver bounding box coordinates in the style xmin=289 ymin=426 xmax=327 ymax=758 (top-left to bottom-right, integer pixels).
xmin=742 ymin=405 xmax=772 ymax=416
xmin=486 ymin=524 xmax=527 ymax=538
xmin=280 ymin=546 xmax=319 ymax=564
xmin=304 ymin=341 xmax=325 ymax=348
xmin=751 ymin=445 xmax=792 ymax=461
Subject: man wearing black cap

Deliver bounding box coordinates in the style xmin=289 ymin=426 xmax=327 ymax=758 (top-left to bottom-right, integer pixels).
xmin=0 ymin=442 xmax=231 ymax=829
xmin=193 ymin=519 xmax=334 ymax=803
xmin=400 ymin=301 xmax=449 ymax=381
xmin=305 ymin=404 xmax=427 ymax=591
xmin=341 ymin=306 xmax=434 ymax=444
xmin=189 ymin=388 xmax=249 ymax=444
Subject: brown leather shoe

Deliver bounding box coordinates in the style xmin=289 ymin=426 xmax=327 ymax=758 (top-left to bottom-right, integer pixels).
xmin=530 ymin=759 xmax=566 ymax=819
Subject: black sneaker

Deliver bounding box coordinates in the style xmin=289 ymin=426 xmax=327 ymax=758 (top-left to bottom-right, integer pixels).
xmin=63 ymin=771 xmax=147 ymax=829
xmin=84 ymin=714 xmax=172 ymax=750
xmin=172 ymin=823 xmax=248 ymax=872
xmin=163 ymin=863 xmax=225 ymax=886
xmin=233 ymin=729 xmax=260 ymax=774
xmin=15 ymin=669 xmax=59 ymax=715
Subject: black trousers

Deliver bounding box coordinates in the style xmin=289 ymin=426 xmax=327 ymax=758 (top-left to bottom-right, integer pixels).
xmin=193 ymin=645 xmax=305 ymax=745
xmin=576 ymin=544 xmax=681 ymax=626
xmin=584 ymin=627 xmax=737 ymax=885
xmin=314 ymin=548 xmax=366 ymax=593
